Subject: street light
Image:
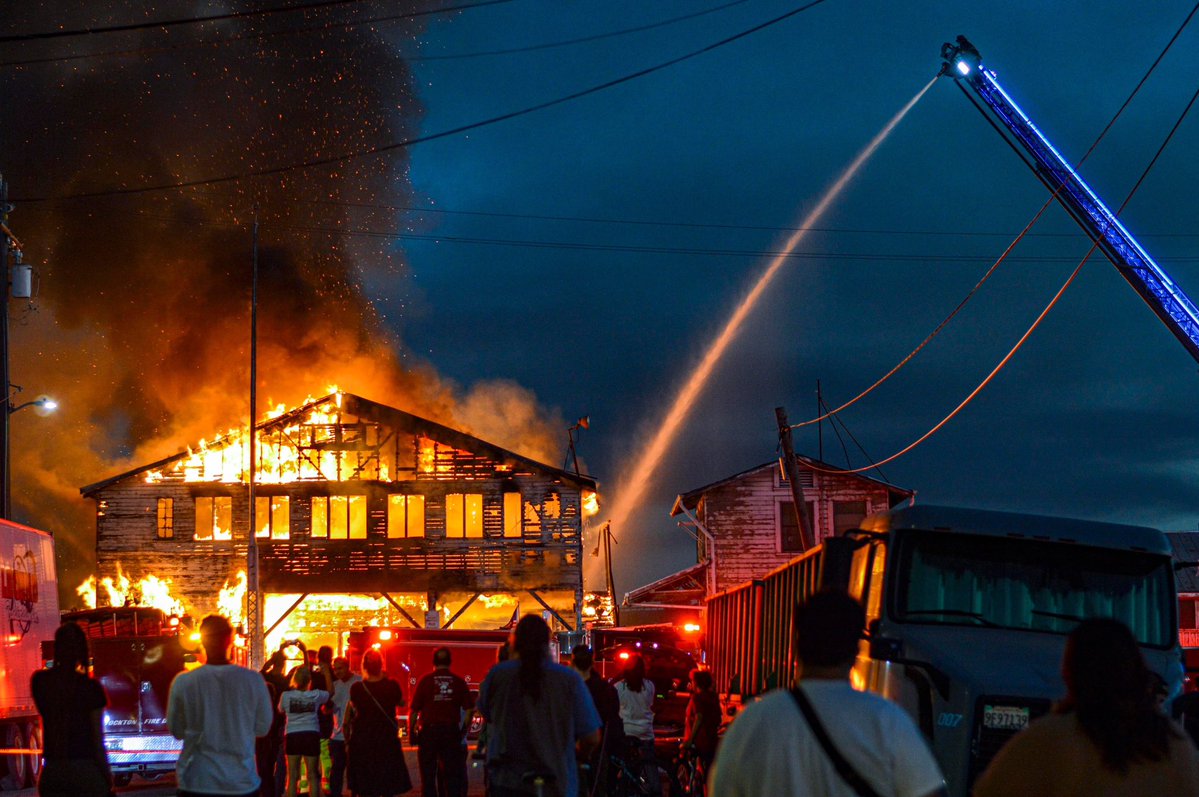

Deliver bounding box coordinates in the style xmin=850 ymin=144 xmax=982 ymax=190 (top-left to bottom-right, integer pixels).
xmin=2 ymin=386 xmax=56 ymax=518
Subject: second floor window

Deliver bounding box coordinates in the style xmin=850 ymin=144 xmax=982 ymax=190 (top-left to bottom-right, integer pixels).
xmin=503 ymin=492 xmax=522 ymax=538
xmin=387 ymin=495 xmax=426 ymax=538
xmin=445 ymin=493 xmax=483 ymax=538
xmin=156 ymin=498 xmax=173 ymax=539
xmin=779 ymin=500 xmax=816 ymax=553
xmin=255 ymin=496 xmax=290 ymax=540
xmin=195 ymin=496 xmax=232 ymax=541
xmin=311 ymin=495 xmax=367 ymax=539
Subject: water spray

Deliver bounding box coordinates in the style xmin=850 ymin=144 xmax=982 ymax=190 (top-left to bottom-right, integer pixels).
xmin=604 ymin=75 xmax=940 ymax=542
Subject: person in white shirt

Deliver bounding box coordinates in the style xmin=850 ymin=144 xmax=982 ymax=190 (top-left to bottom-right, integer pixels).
xmin=327 ymin=656 xmax=361 ymax=797
xmin=615 ymin=654 xmax=660 ymax=793
xmin=168 ymin=614 xmax=274 ymax=797
xmin=279 ymin=667 xmax=330 ymax=797
xmin=709 ymin=590 xmax=948 ymax=797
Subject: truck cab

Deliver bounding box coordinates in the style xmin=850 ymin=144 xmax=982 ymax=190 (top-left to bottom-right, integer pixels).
xmin=849 ymin=505 xmax=1181 ymax=796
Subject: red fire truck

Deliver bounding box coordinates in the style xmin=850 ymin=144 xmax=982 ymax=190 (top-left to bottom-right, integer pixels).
xmin=0 ymin=519 xmax=59 ymax=790
xmin=49 ymin=606 xmax=199 ymax=786
xmin=346 ymin=627 xmax=509 ymax=738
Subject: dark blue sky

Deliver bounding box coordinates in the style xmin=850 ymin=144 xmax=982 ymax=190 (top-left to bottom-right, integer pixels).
xmin=389 ymin=1 xmax=1199 ymax=593
xmin=1 ymin=1 xmax=1197 ymax=599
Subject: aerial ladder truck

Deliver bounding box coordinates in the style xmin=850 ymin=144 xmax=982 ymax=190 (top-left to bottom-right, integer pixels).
xmin=940 ymin=35 xmax=1199 ymax=363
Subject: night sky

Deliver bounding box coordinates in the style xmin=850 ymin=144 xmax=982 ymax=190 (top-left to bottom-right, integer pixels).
xmin=2 ymin=1 xmax=1198 ymax=599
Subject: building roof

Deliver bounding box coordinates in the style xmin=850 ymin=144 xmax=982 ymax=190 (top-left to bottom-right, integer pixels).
xmin=670 ymin=457 xmax=913 ymax=516
xmin=81 ymin=391 xmax=597 ymax=496
xmin=623 ymin=562 xmax=708 ymax=607
xmin=1168 ymin=532 xmax=1199 ymax=593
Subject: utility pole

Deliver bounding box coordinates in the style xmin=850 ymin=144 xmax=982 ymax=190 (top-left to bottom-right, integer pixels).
xmin=775 ymin=406 xmax=814 ymax=551
xmin=0 ymin=176 xmax=12 ymax=520
xmin=246 ymin=211 xmax=263 ymax=668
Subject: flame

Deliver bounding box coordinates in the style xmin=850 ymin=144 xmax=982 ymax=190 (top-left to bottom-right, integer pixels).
xmin=77 ymin=576 xmax=97 ymax=609
xmin=77 ymin=563 xmax=187 ymax=616
xmin=219 ymin=570 xmax=248 ymax=628
xmin=582 ymin=491 xmax=600 ymax=517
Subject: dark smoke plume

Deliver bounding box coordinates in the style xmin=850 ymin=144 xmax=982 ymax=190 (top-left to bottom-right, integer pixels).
xmin=0 ymin=2 xmax=563 ymax=600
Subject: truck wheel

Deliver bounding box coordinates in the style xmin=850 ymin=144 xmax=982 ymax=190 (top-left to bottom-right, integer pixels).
xmin=0 ymin=724 xmax=28 ymax=790
xmin=23 ymin=723 xmax=40 ymax=786
xmin=113 ymin=773 xmax=133 ymax=787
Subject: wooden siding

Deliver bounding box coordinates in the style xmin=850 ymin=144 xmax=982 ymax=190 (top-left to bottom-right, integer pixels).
xmin=701 ymin=467 xmax=895 ymax=593
xmin=94 ymin=476 xmax=584 ymax=610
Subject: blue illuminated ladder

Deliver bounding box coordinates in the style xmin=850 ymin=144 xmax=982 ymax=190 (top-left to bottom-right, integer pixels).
xmin=941 ymin=36 xmax=1199 ymax=363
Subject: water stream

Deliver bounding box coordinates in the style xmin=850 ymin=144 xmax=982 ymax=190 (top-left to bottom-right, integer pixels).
xmin=604 ymin=76 xmax=939 ymax=546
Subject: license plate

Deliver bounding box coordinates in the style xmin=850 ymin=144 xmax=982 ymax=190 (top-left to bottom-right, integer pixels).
xmin=983 ymin=705 xmax=1030 ymax=731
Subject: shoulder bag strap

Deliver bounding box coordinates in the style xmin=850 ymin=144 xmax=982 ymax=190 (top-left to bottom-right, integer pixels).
xmin=361 ymin=680 xmax=400 ymax=732
xmin=789 ymin=688 xmax=883 ymax=797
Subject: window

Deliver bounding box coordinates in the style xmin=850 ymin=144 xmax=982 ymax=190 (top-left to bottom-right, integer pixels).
xmin=779 ymin=501 xmax=816 ymax=552
xmin=255 ymin=496 xmax=290 ymax=540
xmin=833 ymin=501 xmax=869 ymax=536
xmin=446 ymin=493 xmax=483 ymax=538
xmin=195 ymin=496 xmax=232 ymax=541
xmin=156 ymin=498 xmax=174 ymax=539
xmin=503 ymin=492 xmax=522 ymax=538
xmin=311 ymin=496 xmax=367 ymax=539
xmin=387 ymin=495 xmax=426 ymax=538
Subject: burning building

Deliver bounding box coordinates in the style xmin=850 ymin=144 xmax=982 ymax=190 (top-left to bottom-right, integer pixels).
xmin=80 ymin=391 xmax=597 ymax=645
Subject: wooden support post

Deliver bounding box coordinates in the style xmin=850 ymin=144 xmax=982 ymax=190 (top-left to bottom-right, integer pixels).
xmin=776 ymin=406 xmax=815 ymax=551
xmin=444 ymin=593 xmax=481 ymax=630
xmin=528 ymin=589 xmax=573 ymax=631
xmin=380 ymin=593 xmax=422 ymax=629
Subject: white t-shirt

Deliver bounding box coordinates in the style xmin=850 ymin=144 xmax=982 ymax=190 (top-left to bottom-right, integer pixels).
xmin=167 ymin=663 xmax=274 ymax=795
xmin=330 ymin=675 xmax=362 ymax=742
xmin=615 ymin=679 xmax=656 ymax=741
xmin=280 ymin=688 xmax=330 ymax=736
xmin=709 ymin=681 xmax=946 ymax=797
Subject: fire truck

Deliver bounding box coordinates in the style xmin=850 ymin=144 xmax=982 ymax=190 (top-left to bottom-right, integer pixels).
xmin=0 ymin=519 xmax=58 ymax=791
xmin=706 ymin=504 xmax=1185 ymax=797
xmin=48 ymin=606 xmax=199 ymax=786
xmin=346 ymin=626 xmax=510 ymax=738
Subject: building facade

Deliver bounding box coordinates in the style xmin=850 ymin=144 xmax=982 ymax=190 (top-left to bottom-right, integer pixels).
xmin=81 ymin=392 xmax=596 ymax=632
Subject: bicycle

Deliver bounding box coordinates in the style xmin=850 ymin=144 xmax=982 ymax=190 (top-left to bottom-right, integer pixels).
xmin=672 ymin=745 xmax=709 ymax=797
xmin=607 ymin=743 xmax=677 ymax=797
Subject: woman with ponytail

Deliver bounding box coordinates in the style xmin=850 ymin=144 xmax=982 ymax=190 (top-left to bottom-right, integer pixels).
xmin=975 ymin=618 xmax=1199 ymax=796
xmin=476 ymin=615 xmax=600 ymax=797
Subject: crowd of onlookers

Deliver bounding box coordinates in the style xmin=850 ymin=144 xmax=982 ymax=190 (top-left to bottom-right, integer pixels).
xmin=30 ymin=591 xmax=1199 ymax=797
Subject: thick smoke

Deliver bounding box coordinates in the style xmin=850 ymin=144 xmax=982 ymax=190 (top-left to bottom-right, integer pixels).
xmin=0 ymin=3 xmax=562 ymax=598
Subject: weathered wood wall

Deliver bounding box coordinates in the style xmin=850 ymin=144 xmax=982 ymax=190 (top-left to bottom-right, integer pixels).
xmin=700 ymin=467 xmax=895 ymax=593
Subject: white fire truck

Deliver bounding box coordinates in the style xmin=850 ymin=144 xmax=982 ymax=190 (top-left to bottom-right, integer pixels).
xmin=0 ymin=519 xmax=59 ymax=790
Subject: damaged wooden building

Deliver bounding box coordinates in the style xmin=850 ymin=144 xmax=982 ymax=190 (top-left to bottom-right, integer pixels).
xmin=81 ymin=392 xmax=597 ymax=640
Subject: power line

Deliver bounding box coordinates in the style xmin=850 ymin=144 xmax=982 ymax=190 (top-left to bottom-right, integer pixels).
xmin=411 ymin=0 xmax=752 ymax=61
xmin=2 ymin=0 xmax=736 ymax=68
xmin=0 ymin=0 xmax=365 ymax=44
xmin=15 ymin=0 xmax=832 ymax=203
xmin=2 ymin=0 xmax=515 ymax=68
xmin=790 ymin=1 xmax=1199 ymax=435
xmin=803 ymin=14 xmax=1199 ymax=476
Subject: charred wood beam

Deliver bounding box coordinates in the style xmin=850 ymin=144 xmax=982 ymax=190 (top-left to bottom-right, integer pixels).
xmin=444 ymin=593 xmax=481 ymax=629
xmin=528 ymin=589 xmax=573 ymax=632
xmin=381 ymin=592 xmax=421 ymax=629
xmin=264 ymin=593 xmax=308 ymax=638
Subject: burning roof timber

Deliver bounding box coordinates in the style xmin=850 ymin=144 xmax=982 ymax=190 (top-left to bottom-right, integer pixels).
xmin=81 ymin=391 xmax=598 ymax=495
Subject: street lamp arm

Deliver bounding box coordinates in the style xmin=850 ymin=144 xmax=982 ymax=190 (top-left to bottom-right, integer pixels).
xmin=8 ymin=397 xmax=56 ymax=415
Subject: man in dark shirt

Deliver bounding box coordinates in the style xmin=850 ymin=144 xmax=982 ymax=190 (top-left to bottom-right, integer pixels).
xmin=410 ymin=647 xmax=474 ymax=797
xmin=571 ymin=644 xmax=623 ymax=793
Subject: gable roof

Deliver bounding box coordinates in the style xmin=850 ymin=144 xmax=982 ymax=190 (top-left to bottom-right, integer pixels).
xmin=81 ymin=392 xmax=597 ymax=496
xmin=670 ymin=457 xmax=912 ymax=516
xmin=623 ymin=562 xmax=708 ymax=607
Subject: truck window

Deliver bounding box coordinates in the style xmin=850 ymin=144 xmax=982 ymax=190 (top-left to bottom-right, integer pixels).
xmin=865 ymin=542 xmax=886 ymax=622
xmin=894 ymin=532 xmax=1174 ymax=648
